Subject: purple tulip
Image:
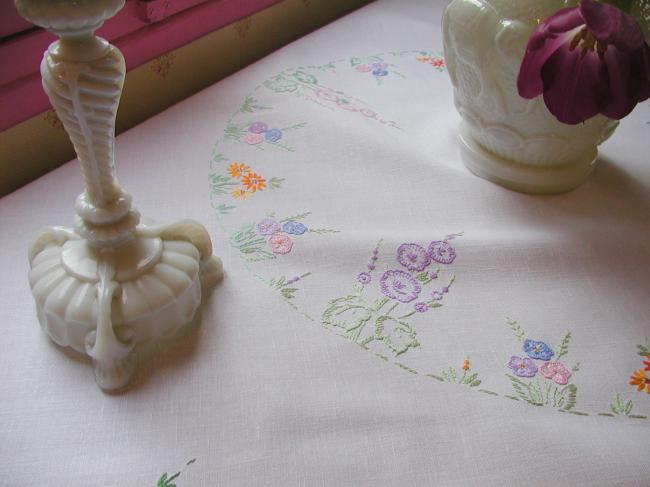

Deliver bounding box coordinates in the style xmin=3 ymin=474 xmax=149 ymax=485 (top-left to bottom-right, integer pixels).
xmin=517 ymin=0 xmax=650 ymax=124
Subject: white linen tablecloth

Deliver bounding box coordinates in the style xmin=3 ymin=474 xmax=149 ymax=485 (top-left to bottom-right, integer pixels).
xmin=1 ymin=1 xmax=649 ymax=485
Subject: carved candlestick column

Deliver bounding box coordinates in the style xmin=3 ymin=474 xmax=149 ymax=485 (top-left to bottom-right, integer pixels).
xmin=16 ymin=0 xmax=222 ymax=391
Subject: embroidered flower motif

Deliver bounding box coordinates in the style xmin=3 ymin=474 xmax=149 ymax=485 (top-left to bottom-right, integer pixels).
xmin=265 ymin=128 xmax=283 ymax=142
xmin=416 ymin=54 xmax=432 ymax=63
xmin=430 ymin=57 xmax=446 ymax=71
xmin=315 ymin=88 xmax=339 ymax=102
xmin=523 ymin=339 xmax=555 ymax=361
xmin=357 ymin=272 xmax=372 ymax=285
xmin=243 ymin=132 xmax=264 ymax=145
xmin=355 ymin=65 xmax=372 ymax=72
xmin=428 ymin=241 xmax=456 ymax=264
xmin=414 ymin=302 xmax=428 ymax=313
xmin=644 ymin=359 xmax=650 ymax=371
xmin=248 ymin=122 xmax=268 ymax=134
xmin=507 ymin=356 xmax=538 ymax=378
xmin=379 ymin=270 xmax=421 ymax=303
xmin=396 ymin=243 xmax=431 ymax=272
xmin=359 ymin=108 xmax=377 ymax=118
xmin=431 ymin=291 xmax=444 ymax=301
xmin=227 ymin=162 xmax=251 ymax=179
xmin=336 ymin=99 xmax=359 ymax=111
xmin=539 ymin=361 xmax=572 ymax=385
xmin=256 ymin=218 xmax=280 ymax=235
xmin=371 ymin=62 xmax=388 ymax=70
xmin=517 ymin=0 xmax=650 ymax=124
xmin=630 ymin=369 xmax=650 ymax=394
xmin=372 ymin=69 xmax=389 ymax=77
xmin=461 ymin=359 xmax=470 ymax=371
xmin=231 ymin=187 xmax=252 ymax=200
xmin=282 ymin=221 xmax=307 ymax=235
xmin=241 ymin=172 xmax=266 ymax=192
xmin=268 ymin=234 xmax=293 ymax=254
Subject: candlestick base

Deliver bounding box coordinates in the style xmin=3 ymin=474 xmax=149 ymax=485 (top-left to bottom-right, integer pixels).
xmin=28 ymin=219 xmax=222 ymax=391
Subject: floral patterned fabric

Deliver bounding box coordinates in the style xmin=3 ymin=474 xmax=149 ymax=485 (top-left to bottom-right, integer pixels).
xmin=1 ymin=0 xmax=649 ymax=486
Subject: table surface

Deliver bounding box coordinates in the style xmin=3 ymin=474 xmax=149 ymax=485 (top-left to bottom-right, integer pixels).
xmin=2 ymin=1 xmax=650 ymax=485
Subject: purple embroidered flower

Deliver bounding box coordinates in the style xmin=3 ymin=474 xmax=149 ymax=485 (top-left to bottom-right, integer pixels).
xmin=372 ymin=69 xmax=389 ymax=77
xmin=517 ymin=0 xmax=650 ymax=124
xmin=396 ymin=243 xmax=431 ymax=272
xmin=414 ymin=302 xmax=428 ymax=313
xmin=429 ymin=271 xmax=438 ymax=280
xmin=357 ymin=272 xmax=372 ymax=285
xmin=428 ymin=241 xmax=456 ymax=264
xmin=256 ymin=218 xmax=280 ymax=235
xmin=507 ymin=356 xmax=538 ymax=378
xmin=379 ymin=270 xmax=421 ymax=303
xmin=523 ymin=339 xmax=555 ymax=361
xmin=265 ymin=128 xmax=283 ymax=143
xmin=248 ymin=122 xmax=268 ymax=134
xmin=431 ymin=291 xmax=444 ymax=301
xmin=371 ymin=62 xmax=388 ymax=70
xmin=282 ymin=220 xmax=307 ymax=235
xmin=540 ymin=361 xmax=572 ymax=385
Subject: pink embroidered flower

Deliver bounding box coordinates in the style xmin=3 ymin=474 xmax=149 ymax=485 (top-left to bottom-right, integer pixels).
xmin=256 ymin=218 xmax=280 ymax=235
xmin=396 ymin=243 xmax=431 ymax=272
xmin=268 ymin=234 xmax=293 ymax=254
xmin=315 ymin=88 xmax=339 ymax=102
xmin=540 ymin=361 xmax=572 ymax=385
xmin=243 ymin=132 xmax=264 ymax=145
xmin=507 ymin=356 xmax=538 ymax=378
xmin=359 ymin=108 xmax=377 ymax=118
xmin=431 ymin=291 xmax=444 ymax=301
xmin=428 ymin=241 xmax=456 ymax=264
xmin=379 ymin=270 xmax=421 ymax=303
xmin=355 ymin=64 xmax=372 ymax=72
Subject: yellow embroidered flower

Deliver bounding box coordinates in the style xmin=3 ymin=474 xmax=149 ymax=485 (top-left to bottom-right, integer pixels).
xmin=629 ymin=369 xmax=650 ymax=394
xmin=227 ymin=162 xmax=251 ymax=179
xmin=231 ymin=187 xmax=252 ymax=200
xmin=241 ymin=172 xmax=266 ymax=192
xmin=416 ymin=54 xmax=431 ymax=63
xmin=461 ymin=359 xmax=470 ymax=372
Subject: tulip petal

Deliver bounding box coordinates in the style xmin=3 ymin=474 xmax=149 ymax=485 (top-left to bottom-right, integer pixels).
xmin=580 ymin=0 xmax=644 ymax=51
xmin=517 ymin=7 xmax=585 ymax=98
xmin=541 ymin=45 xmax=608 ymax=124
xmin=601 ymin=43 xmax=650 ymax=119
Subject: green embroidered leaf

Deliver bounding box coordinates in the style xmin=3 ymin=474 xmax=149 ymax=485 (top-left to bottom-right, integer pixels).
xmin=268 ymin=177 xmax=284 ymax=189
xmin=478 ymin=389 xmax=498 ymax=396
xmin=309 ymin=228 xmax=340 ymax=234
xmin=571 ymin=362 xmax=581 ymax=373
xmin=462 ymin=372 xmax=478 ymax=385
xmin=415 ymin=272 xmax=429 ymax=282
xmin=157 ymin=471 xmax=180 ymax=487
xmin=263 ymin=75 xmax=298 ymax=93
xmin=350 ymin=57 xmax=363 ymax=66
xmin=426 ymin=374 xmax=445 ymax=382
xmin=239 ymin=95 xmax=268 ymax=113
xmin=637 ymin=340 xmax=650 ymax=357
xmin=215 ymin=204 xmax=235 ymax=215
xmin=506 ymin=318 xmax=526 ymax=343
xmin=224 ymin=123 xmax=247 ymax=140
xmin=610 ymin=393 xmax=633 ymax=416
xmin=281 ymin=287 xmax=298 ymax=299
xmin=209 ymin=174 xmax=239 ymax=194
xmin=212 ymin=152 xmax=228 ymax=163
xmin=561 ymin=384 xmax=578 ymax=411
xmin=470 ymin=380 xmax=482 ymax=387
xmin=281 ymin=211 xmax=311 ymax=222
xmin=427 ymin=302 xmax=442 ymax=309
xmin=555 ymin=331 xmax=571 ymax=360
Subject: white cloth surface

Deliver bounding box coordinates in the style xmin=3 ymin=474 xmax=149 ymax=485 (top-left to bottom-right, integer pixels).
xmin=1 ymin=1 xmax=650 ymax=485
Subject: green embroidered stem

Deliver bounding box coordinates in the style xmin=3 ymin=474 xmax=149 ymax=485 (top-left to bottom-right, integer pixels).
xmin=506 ymin=318 xmax=526 ymax=343
xmin=555 ymin=331 xmax=571 ymax=360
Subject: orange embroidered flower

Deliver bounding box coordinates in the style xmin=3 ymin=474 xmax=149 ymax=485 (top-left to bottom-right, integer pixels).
xmin=227 ymin=162 xmax=251 ymax=179
xmin=231 ymin=187 xmax=251 ymax=200
xmin=241 ymin=172 xmax=266 ymax=192
xmin=629 ymin=369 xmax=650 ymax=394
xmin=461 ymin=359 xmax=470 ymax=372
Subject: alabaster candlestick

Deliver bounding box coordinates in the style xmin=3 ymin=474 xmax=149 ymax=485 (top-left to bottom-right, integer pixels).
xmin=16 ymin=0 xmax=222 ymax=391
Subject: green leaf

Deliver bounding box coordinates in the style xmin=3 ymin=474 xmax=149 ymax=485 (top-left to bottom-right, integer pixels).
xmin=427 ymin=302 xmax=443 ymax=309
xmin=555 ymin=331 xmax=571 ymax=360
xmin=506 ymin=318 xmax=526 ymax=343
xmin=281 ymin=211 xmax=311 ymax=222
xmin=215 ymin=204 xmax=235 ymax=215
xmin=470 ymin=380 xmax=482 ymax=387
xmin=415 ymin=272 xmax=429 ymax=282
xmin=350 ymin=57 xmax=363 ymax=66
xmin=268 ymin=177 xmax=284 ymax=189
xmin=281 ymin=287 xmax=298 ymax=299
xmin=571 ymin=362 xmax=581 ymax=373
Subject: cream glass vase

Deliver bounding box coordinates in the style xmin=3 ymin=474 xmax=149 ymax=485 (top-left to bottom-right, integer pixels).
xmin=442 ymin=0 xmax=619 ymax=194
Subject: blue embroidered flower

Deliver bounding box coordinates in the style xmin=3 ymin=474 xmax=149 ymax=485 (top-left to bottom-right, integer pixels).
xmin=265 ymin=128 xmax=283 ymax=142
xmin=282 ymin=221 xmax=308 ymax=235
xmin=523 ymin=339 xmax=555 ymax=361
xmin=372 ymin=69 xmax=389 ymax=77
